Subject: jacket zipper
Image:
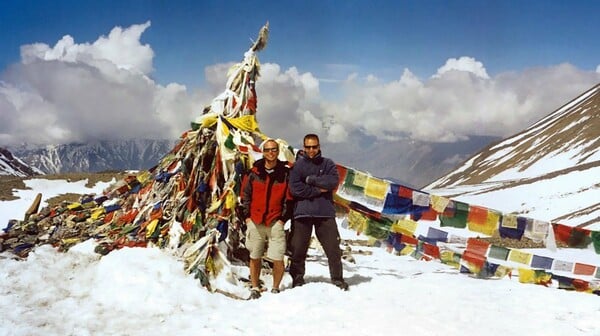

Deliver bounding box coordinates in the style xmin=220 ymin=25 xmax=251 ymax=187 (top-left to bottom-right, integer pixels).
xmin=262 ymin=172 xmax=276 ymax=224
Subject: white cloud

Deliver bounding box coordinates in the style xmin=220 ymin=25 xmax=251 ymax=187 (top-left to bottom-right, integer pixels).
xmin=434 ymin=56 xmax=489 ymax=79
xmin=318 ymin=59 xmax=600 ymax=143
xmin=20 ymin=22 xmax=153 ymax=75
xmin=1 ymin=23 xmax=191 ymax=145
xmin=2 ymin=24 xmax=600 ymax=153
xmin=326 ymin=123 xmax=348 ymax=143
xmin=91 ymin=22 xmax=154 ymax=74
xmin=399 ymin=69 xmax=422 ymax=87
xmin=248 ymin=63 xmax=326 ymax=146
xmin=596 ymin=64 xmax=600 ymax=73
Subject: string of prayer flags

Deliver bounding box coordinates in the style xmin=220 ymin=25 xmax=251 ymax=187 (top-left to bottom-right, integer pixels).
xmin=364 ymin=176 xmax=389 ymax=209
xmin=426 ymin=227 xmax=449 ymax=243
xmin=382 ymin=184 xmax=412 ymax=214
xmin=524 ymin=219 xmax=550 ymax=243
xmin=519 ymin=269 xmax=553 ymax=286
xmin=467 ymin=205 xmax=500 ymax=236
xmin=530 ymin=255 xmax=554 ymax=270
xmin=508 ymin=249 xmax=533 ymax=265
xmin=439 ymin=201 xmax=469 ymax=229
xmin=336 ymin=165 xmax=348 ymax=189
xmin=339 ymin=169 xmax=365 ymax=198
xmin=430 ymin=194 xmax=450 ymax=213
xmin=553 ymin=223 xmax=593 ymax=248
xmin=499 ymin=214 xmax=527 ymax=239
xmin=573 ymin=263 xmax=596 ymax=276
xmin=364 ymin=216 xmax=393 ymax=240
xmin=391 ymin=218 xmax=419 ymax=236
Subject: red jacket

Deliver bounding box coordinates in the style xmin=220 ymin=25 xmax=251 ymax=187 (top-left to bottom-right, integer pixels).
xmin=241 ymin=159 xmax=291 ymax=226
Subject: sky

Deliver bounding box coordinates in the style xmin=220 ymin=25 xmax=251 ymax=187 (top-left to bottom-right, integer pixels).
xmin=1 ymin=0 xmax=599 ymax=150
xmin=2 ymin=178 xmax=600 ymax=336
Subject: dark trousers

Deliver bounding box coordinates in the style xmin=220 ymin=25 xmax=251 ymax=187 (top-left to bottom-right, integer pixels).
xmin=289 ymin=217 xmax=343 ymax=282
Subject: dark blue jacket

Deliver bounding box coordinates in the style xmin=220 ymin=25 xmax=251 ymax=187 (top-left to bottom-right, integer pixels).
xmin=289 ymin=151 xmax=339 ymax=218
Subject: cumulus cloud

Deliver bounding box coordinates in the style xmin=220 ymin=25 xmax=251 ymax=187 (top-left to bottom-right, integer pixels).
xmin=434 ymin=56 xmax=489 ymax=79
xmin=597 ymin=64 xmax=600 ymax=73
xmin=20 ymin=22 xmax=154 ymax=75
xmin=1 ymin=22 xmax=599 ymax=152
xmin=313 ymin=59 xmax=600 ymax=143
xmin=0 ymin=22 xmax=204 ymax=145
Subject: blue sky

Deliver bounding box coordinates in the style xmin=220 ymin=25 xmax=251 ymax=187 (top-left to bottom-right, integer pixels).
xmin=0 ymin=0 xmax=599 ymax=156
xmin=1 ymin=0 xmax=598 ymax=89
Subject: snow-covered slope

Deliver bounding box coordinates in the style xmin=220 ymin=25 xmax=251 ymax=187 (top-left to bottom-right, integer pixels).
xmin=0 ymin=147 xmax=43 ymax=177
xmin=426 ymin=83 xmax=600 ymax=228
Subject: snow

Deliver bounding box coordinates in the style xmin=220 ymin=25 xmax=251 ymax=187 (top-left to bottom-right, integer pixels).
xmin=0 ymin=178 xmax=115 ymax=231
xmin=2 ymin=179 xmax=600 ymax=336
xmin=431 ymin=166 xmax=600 ymax=226
xmin=490 ymin=148 xmax=577 ymax=182
xmin=0 ymin=153 xmax=20 ymax=177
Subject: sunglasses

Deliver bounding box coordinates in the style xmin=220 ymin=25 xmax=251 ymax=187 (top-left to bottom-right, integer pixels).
xmin=263 ymin=147 xmax=279 ymax=153
xmin=304 ymin=145 xmax=319 ymax=149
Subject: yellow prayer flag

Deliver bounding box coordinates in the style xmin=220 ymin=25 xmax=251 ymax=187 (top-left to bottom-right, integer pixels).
xmin=467 ymin=209 xmax=499 ymax=236
xmin=67 ymin=203 xmax=82 ymax=210
xmin=364 ymin=177 xmax=389 ymax=200
xmin=225 ymin=190 xmax=236 ymax=209
xmin=508 ymin=250 xmax=533 ymax=265
xmin=400 ymin=244 xmax=415 ymax=256
xmin=136 ymin=171 xmax=152 ymax=184
xmin=494 ymin=265 xmax=512 ymax=278
xmin=502 ymin=214 xmax=518 ymax=229
xmin=333 ymin=193 xmax=350 ymax=207
xmin=91 ymin=208 xmax=105 ymax=220
xmin=195 ymin=114 xmax=218 ymax=129
xmin=227 ymin=115 xmax=259 ymax=132
xmin=352 ymin=171 xmax=368 ymax=188
xmin=146 ymin=218 xmax=159 ymax=238
xmin=348 ymin=209 xmax=368 ymax=234
xmin=430 ymin=194 xmax=450 ymax=213
xmin=391 ymin=218 xmax=418 ymax=235
xmin=81 ymin=201 xmax=96 ymax=209
xmin=440 ymin=250 xmax=460 ymax=268
xmin=518 ymin=268 xmax=552 ymax=284
xmin=518 ymin=268 xmax=535 ymax=283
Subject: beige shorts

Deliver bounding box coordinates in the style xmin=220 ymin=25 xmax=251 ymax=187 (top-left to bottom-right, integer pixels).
xmin=246 ymin=220 xmax=286 ymax=261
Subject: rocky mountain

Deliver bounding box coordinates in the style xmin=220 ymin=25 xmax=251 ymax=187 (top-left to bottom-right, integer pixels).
xmin=0 ymin=147 xmax=43 ymax=177
xmin=328 ymin=134 xmax=499 ymax=189
xmin=9 ymin=134 xmax=495 ymax=188
xmin=10 ymin=139 xmax=177 ymax=174
xmin=323 ymin=136 xmax=501 ymax=188
xmin=425 ymin=83 xmax=600 ymax=228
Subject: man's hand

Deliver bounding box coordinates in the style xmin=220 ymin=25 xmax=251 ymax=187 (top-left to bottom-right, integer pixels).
xmin=305 ymin=175 xmax=316 ymax=185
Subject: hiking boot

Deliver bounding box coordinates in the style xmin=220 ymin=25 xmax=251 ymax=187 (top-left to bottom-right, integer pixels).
xmin=271 ymin=288 xmax=280 ymax=294
xmin=292 ymin=278 xmax=305 ymax=288
xmin=332 ymin=280 xmax=349 ymax=291
xmin=249 ymin=287 xmax=262 ymax=299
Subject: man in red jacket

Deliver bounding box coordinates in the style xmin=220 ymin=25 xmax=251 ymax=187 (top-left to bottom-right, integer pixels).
xmin=240 ymin=139 xmax=291 ymax=299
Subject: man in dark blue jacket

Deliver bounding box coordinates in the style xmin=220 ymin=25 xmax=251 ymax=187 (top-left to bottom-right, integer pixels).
xmin=288 ymin=134 xmax=348 ymax=290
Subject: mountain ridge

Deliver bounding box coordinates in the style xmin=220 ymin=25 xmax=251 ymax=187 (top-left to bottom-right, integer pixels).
xmin=10 ymin=139 xmax=177 ymax=174
xmin=426 ymin=83 xmax=600 ymax=228
xmin=0 ymin=147 xmax=43 ymax=177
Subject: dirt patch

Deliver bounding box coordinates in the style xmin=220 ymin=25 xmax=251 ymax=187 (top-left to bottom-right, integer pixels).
xmin=36 ymin=171 xmax=129 ymax=188
xmin=0 ymin=171 xmax=129 ymax=204
xmin=0 ymin=176 xmax=30 ymax=201
xmin=480 ymin=231 xmax=568 ymax=249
